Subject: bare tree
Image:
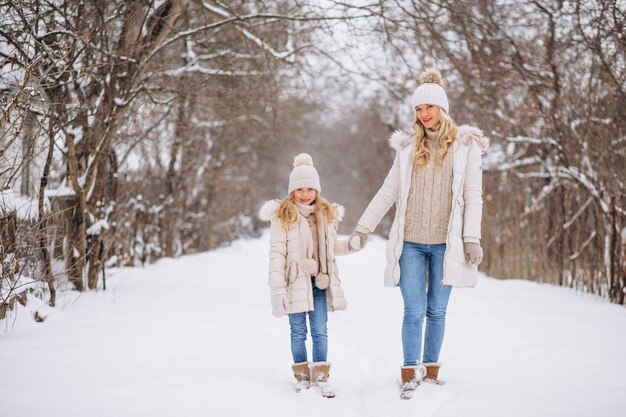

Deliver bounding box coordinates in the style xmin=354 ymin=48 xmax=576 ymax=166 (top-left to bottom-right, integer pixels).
xmin=1 ymin=1 xmax=341 ymax=292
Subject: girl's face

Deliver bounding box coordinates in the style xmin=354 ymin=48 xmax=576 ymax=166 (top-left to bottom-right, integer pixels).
xmin=294 ymin=188 xmax=317 ymax=205
xmin=415 ymin=104 xmax=441 ymax=129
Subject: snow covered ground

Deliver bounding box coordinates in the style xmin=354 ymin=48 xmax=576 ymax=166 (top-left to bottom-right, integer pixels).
xmin=2 ymin=232 xmax=626 ymax=417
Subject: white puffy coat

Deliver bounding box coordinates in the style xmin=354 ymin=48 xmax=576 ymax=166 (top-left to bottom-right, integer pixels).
xmin=259 ymin=200 xmax=351 ymax=314
xmin=357 ymin=125 xmax=489 ymax=288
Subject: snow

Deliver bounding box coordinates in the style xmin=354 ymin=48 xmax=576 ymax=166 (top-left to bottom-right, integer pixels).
xmin=86 ymin=219 xmax=109 ymax=235
xmin=0 ymin=272 xmax=38 ymax=300
xmin=45 ymin=183 xmax=76 ymax=198
xmin=0 ymin=188 xmax=43 ymax=220
xmin=1 ymin=232 xmax=626 ymax=417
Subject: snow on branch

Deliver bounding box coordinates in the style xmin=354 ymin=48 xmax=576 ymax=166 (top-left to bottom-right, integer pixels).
xmin=495 ymin=134 xmax=621 ymax=217
xmin=569 ymin=230 xmax=597 ymax=261
xmin=0 ymin=56 xmax=42 ymax=131
xmin=563 ymin=196 xmax=594 ymax=230
xmin=506 ymin=135 xmax=564 ymax=152
xmin=197 ymin=1 xmax=296 ymax=62
xmin=490 ymin=156 xmax=543 ymax=172
xmin=522 ymin=177 xmax=561 ymax=218
xmin=157 ymin=64 xmax=262 ymax=77
xmin=514 ymin=164 xmax=611 ymax=215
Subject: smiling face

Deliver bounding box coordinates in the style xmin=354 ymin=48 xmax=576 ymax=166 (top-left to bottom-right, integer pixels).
xmin=294 ymin=188 xmax=317 ymax=205
xmin=414 ymin=104 xmax=441 ymax=129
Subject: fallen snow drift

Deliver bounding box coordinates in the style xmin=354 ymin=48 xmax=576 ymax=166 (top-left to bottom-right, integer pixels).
xmin=2 ymin=233 xmax=625 ymax=417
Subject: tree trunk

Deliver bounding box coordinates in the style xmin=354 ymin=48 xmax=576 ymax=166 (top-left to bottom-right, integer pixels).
xmin=608 ymin=198 xmax=624 ymax=304
xmin=37 ymin=118 xmax=57 ymax=306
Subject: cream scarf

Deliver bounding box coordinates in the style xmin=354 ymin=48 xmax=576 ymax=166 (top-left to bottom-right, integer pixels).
xmin=296 ymin=202 xmax=330 ymax=289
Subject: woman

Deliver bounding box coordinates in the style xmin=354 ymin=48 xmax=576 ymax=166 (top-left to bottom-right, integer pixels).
xmin=350 ymin=69 xmax=489 ymax=399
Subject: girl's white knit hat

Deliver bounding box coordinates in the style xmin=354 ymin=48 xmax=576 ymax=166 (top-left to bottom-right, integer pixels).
xmin=288 ymin=153 xmax=321 ymax=194
xmin=410 ymin=68 xmax=449 ymax=114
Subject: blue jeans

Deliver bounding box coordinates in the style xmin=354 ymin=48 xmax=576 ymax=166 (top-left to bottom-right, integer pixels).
xmin=288 ymin=278 xmax=328 ymax=363
xmin=399 ymin=242 xmax=452 ymax=366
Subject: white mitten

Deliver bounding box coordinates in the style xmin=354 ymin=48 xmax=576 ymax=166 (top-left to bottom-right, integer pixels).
xmin=270 ymin=288 xmax=288 ymax=317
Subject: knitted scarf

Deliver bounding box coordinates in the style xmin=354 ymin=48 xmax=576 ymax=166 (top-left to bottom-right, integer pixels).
xmin=296 ymin=202 xmax=330 ymax=289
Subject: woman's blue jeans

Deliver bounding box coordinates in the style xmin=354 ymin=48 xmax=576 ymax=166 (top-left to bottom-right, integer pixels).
xmin=288 ymin=278 xmax=328 ymax=363
xmin=399 ymin=242 xmax=452 ymax=366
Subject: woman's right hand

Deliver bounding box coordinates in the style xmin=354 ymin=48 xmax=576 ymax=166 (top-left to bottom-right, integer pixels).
xmin=349 ymin=227 xmax=370 ymax=251
xmin=271 ymin=288 xmax=288 ymax=317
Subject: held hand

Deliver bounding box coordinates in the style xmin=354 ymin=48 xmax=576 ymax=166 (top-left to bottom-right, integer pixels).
xmin=270 ymin=288 xmax=288 ymax=317
xmin=464 ymin=242 xmax=483 ymax=266
xmin=349 ymin=229 xmax=369 ymax=251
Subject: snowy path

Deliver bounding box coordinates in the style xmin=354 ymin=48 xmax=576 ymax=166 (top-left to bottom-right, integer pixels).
xmin=2 ymin=233 xmax=626 ymax=417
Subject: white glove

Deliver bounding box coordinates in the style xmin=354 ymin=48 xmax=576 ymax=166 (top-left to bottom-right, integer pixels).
xmin=464 ymin=242 xmax=483 ymax=265
xmin=271 ymin=288 xmax=288 ymax=317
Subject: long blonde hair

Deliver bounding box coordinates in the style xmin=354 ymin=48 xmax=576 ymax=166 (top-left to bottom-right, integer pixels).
xmin=411 ymin=109 xmax=458 ymax=169
xmin=276 ymin=192 xmax=338 ymax=228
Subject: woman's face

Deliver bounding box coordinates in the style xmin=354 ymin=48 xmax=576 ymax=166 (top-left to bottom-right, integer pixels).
xmin=415 ymin=104 xmax=441 ymax=129
xmin=294 ymin=188 xmax=317 ymax=205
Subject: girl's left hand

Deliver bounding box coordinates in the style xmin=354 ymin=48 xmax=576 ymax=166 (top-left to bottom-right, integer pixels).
xmin=349 ymin=230 xmax=369 ymax=251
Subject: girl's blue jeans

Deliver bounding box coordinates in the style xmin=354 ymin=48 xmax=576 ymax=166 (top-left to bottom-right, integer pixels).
xmin=399 ymin=242 xmax=452 ymax=366
xmin=288 ymin=278 xmax=328 ymax=363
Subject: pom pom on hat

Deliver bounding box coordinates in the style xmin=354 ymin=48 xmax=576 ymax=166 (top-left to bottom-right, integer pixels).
xmin=418 ymin=68 xmax=446 ymax=87
xmin=411 ymin=68 xmax=449 ymax=114
xmin=293 ymin=153 xmax=314 ymax=167
xmin=288 ymin=153 xmax=321 ymax=194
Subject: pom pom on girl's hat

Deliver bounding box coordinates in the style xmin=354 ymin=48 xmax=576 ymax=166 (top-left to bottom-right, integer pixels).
xmin=410 ymin=68 xmax=449 ymax=114
xmin=288 ymin=153 xmax=321 ymax=194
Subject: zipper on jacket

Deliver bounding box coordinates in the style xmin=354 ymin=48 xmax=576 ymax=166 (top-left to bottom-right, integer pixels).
xmin=442 ymin=143 xmax=466 ymax=287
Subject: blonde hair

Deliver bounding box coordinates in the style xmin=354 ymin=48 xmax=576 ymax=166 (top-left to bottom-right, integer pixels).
xmin=411 ymin=109 xmax=458 ymax=169
xmin=276 ymin=192 xmax=338 ymax=228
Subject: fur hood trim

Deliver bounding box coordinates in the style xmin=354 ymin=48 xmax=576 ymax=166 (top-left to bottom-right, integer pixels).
xmin=258 ymin=199 xmax=281 ymax=222
xmin=389 ymin=129 xmax=414 ymax=151
xmin=258 ymin=199 xmax=344 ymax=222
xmin=388 ymin=125 xmax=489 ymax=152
xmin=332 ymin=203 xmax=345 ymax=222
xmin=458 ymin=125 xmax=489 ymax=150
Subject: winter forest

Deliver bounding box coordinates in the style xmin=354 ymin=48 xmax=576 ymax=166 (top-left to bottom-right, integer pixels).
xmin=1 ymin=1 xmax=625 ymax=415
xmin=1 ymin=0 xmax=624 ymax=313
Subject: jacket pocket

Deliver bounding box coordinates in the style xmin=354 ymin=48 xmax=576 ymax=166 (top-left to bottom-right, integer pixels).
xmin=333 ymin=260 xmax=341 ymax=284
xmin=288 ymin=261 xmax=298 ymax=284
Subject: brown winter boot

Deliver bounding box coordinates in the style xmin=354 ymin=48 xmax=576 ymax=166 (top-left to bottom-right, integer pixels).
xmin=400 ymin=365 xmax=426 ymax=400
xmin=423 ymin=363 xmax=444 ymax=385
xmin=292 ymin=362 xmax=310 ymax=392
xmin=310 ymin=362 xmax=335 ymax=398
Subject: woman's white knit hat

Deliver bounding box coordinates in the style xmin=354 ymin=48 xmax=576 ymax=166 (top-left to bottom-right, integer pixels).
xmin=288 ymin=153 xmax=321 ymax=194
xmin=410 ymin=68 xmax=449 ymax=114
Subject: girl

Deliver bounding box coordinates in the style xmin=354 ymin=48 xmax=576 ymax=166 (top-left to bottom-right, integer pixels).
xmin=350 ymin=69 xmax=489 ymax=399
xmin=259 ymin=153 xmax=359 ymax=398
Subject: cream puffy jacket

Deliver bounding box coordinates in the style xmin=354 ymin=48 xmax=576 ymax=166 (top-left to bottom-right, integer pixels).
xmin=259 ymin=200 xmax=352 ymax=314
xmin=357 ymin=125 xmax=489 ymax=288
